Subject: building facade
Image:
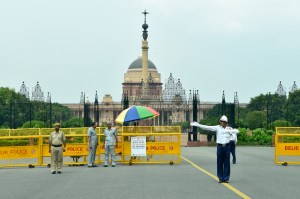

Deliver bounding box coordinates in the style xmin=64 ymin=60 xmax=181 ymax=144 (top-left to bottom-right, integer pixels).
xmin=62 ymin=12 xmax=242 ymax=126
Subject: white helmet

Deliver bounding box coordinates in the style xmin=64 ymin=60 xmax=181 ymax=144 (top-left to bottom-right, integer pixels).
xmin=220 ymin=115 xmax=228 ymax=123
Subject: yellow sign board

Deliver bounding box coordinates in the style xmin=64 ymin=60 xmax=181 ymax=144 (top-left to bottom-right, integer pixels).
xmin=123 ymin=142 xmax=179 ymax=155
xmin=276 ymin=143 xmax=300 ymax=156
xmin=42 ymin=144 xmax=91 ymax=156
xmin=0 ymin=146 xmax=39 ymax=159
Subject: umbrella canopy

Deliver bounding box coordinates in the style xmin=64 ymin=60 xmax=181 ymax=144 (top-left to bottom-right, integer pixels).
xmin=115 ymin=106 xmax=159 ymax=124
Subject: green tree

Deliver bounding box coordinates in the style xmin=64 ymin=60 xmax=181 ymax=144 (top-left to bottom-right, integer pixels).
xmin=22 ymin=120 xmax=45 ymax=128
xmin=286 ymin=89 xmax=300 ymax=126
xmin=272 ymin=119 xmax=291 ymax=130
xmin=247 ymin=94 xmax=268 ymax=112
xmin=250 ymin=128 xmax=272 ymax=145
xmin=51 ymin=103 xmax=72 ymax=124
xmin=63 ymin=117 xmax=84 ymax=128
xmin=236 ymin=128 xmax=249 ymax=143
xmin=0 ymin=87 xmax=72 ymax=128
xmin=245 ymin=111 xmax=266 ymax=130
xmin=0 ymin=87 xmax=29 ymax=128
xmin=243 ymin=93 xmax=286 ymax=128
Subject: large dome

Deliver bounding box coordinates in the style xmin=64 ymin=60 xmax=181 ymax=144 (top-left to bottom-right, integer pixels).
xmin=128 ymin=57 xmax=157 ymax=70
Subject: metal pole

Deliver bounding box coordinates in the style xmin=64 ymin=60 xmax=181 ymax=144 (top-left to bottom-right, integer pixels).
xmin=9 ymin=100 xmax=13 ymax=129
xmin=49 ymin=101 xmax=52 ymax=127
xmin=29 ymin=102 xmax=32 ymax=128
xmin=267 ymin=93 xmax=270 ymax=129
xmin=286 ymin=97 xmax=289 ymax=126
xmin=192 ymin=90 xmax=198 ymax=141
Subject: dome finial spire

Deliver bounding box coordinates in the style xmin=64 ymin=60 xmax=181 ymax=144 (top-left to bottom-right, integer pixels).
xmin=142 ymin=9 xmax=149 ymax=40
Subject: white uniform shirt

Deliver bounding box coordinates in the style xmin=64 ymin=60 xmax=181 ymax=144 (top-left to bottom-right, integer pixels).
xmin=104 ymin=127 xmax=117 ymax=146
xmin=87 ymin=127 xmax=98 ymax=145
xmin=230 ymin=131 xmax=238 ymax=144
xmin=191 ymin=122 xmax=239 ymax=144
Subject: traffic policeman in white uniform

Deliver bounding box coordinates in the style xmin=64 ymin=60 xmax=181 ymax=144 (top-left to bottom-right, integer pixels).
xmin=191 ymin=115 xmax=239 ymax=183
xmin=49 ymin=123 xmax=66 ymax=174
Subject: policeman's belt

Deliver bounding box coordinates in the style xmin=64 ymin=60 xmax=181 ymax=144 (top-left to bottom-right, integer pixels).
xmin=52 ymin=144 xmax=62 ymax=147
xmin=217 ymin=143 xmax=229 ymax=147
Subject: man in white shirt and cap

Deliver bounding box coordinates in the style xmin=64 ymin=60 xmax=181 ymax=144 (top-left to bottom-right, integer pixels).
xmin=191 ymin=115 xmax=239 ymax=183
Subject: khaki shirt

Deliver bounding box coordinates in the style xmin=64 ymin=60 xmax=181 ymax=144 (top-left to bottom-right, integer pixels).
xmin=49 ymin=131 xmax=66 ymax=145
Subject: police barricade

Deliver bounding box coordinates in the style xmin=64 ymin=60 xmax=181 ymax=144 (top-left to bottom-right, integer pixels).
xmin=40 ymin=128 xmax=101 ymax=166
xmin=275 ymin=127 xmax=300 ymax=165
xmin=121 ymin=126 xmax=181 ymax=165
xmin=0 ymin=129 xmax=41 ymax=167
xmin=0 ymin=126 xmax=181 ymax=167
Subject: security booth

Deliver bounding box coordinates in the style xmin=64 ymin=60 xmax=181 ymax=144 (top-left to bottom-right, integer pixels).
xmin=275 ymin=127 xmax=300 ymax=165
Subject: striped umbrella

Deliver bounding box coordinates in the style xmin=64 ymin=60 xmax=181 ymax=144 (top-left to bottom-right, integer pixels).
xmin=115 ymin=106 xmax=159 ymax=124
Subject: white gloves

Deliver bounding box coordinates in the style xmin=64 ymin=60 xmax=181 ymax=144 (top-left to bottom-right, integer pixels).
xmin=190 ymin=121 xmax=200 ymax=127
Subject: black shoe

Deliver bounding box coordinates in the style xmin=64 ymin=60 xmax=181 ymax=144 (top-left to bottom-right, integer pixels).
xmin=52 ymin=171 xmax=56 ymax=174
xmin=104 ymin=165 xmax=108 ymax=167
xmin=233 ymin=160 xmax=236 ymax=164
xmin=112 ymin=165 xmax=115 ymax=167
xmin=92 ymin=165 xmax=98 ymax=167
xmin=57 ymin=171 xmax=62 ymax=174
xmin=88 ymin=165 xmax=93 ymax=168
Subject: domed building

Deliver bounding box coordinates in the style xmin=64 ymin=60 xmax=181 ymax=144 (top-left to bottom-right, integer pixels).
xmin=63 ymin=11 xmax=240 ymax=127
xmin=64 ymin=11 xmax=202 ymax=126
xmin=122 ymin=57 xmax=162 ymax=101
xmin=119 ymin=12 xmax=191 ymax=125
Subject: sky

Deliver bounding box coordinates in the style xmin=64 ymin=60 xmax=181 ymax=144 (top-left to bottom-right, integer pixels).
xmin=0 ymin=0 xmax=299 ymax=104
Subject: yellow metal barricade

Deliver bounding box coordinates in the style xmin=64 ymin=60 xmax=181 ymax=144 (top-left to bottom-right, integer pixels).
xmin=0 ymin=126 xmax=181 ymax=167
xmin=121 ymin=126 xmax=181 ymax=165
xmin=40 ymin=128 xmax=101 ymax=166
xmin=275 ymin=127 xmax=300 ymax=165
xmin=0 ymin=128 xmax=41 ymax=167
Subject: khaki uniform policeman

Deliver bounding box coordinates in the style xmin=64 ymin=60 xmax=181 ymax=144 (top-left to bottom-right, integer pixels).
xmin=49 ymin=123 xmax=66 ymax=174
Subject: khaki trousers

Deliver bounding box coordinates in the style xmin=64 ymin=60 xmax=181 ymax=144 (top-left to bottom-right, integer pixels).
xmin=51 ymin=146 xmax=63 ymax=172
